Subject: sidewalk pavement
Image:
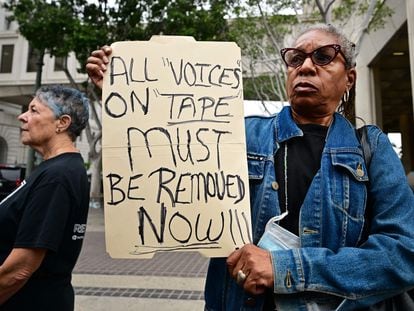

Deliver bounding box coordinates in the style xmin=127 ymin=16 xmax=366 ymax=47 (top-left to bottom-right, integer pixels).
xmin=73 ymin=207 xmax=209 ymax=311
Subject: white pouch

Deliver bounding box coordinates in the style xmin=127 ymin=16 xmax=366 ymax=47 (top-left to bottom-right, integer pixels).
xmin=257 ymin=214 xmax=300 ymax=251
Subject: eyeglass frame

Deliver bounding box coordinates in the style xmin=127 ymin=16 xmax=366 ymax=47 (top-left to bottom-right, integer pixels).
xmin=280 ymin=44 xmax=347 ymax=68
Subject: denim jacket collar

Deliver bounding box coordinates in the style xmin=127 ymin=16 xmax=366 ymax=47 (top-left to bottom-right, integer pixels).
xmin=276 ymin=106 xmax=360 ymax=150
xmin=275 ymin=107 xmax=303 ymax=143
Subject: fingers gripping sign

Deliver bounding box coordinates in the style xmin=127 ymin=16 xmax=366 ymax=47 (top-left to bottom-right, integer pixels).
xmin=226 ymin=244 xmax=274 ymax=295
xmin=86 ymin=45 xmax=112 ymax=89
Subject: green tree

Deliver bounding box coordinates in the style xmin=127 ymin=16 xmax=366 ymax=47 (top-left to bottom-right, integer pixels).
xmin=143 ymin=0 xmax=235 ymax=41
xmin=5 ymin=0 xmax=238 ymax=206
xmin=4 ymin=0 xmax=78 ymax=175
xmin=5 ymin=0 xmax=77 ymax=85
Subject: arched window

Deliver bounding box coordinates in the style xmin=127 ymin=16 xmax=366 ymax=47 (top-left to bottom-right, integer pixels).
xmin=0 ymin=137 xmax=8 ymax=163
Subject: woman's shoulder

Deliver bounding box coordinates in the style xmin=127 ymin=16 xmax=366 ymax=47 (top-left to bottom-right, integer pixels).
xmin=245 ymin=113 xmax=278 ymax=130
xmin=45 ymin=153 xmax=84 ymax=169
xmin=36 ymin=153 xmax=86 ymax=182
xmin=361 ymin=125 xmax=386 ymax=151
xmin=245 ymin=114 xmax=277 ymax=143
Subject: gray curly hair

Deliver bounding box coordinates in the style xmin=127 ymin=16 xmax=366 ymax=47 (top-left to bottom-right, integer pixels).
xmin=291 ymin=24 xmax=357 ymax=121
xmin=294 ymin=23 xmax=356 ymax=69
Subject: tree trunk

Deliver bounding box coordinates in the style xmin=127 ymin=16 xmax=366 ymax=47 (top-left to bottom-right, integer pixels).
xmin=62 ymin=62 xmax=103 ymax=208
xmin=89 ymin=152 xmax=102 ymax=208
xmin=25 ymin=49 xmax=45 ymax=178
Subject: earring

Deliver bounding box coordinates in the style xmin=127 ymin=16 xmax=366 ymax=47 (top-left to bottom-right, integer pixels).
xmin=342 ymin=89 xmax=350 ymax=103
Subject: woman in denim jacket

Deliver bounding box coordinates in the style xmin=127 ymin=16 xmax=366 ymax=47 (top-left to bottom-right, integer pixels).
xmin=210 ymin=24 xmax=414 ymax=310
xmin=85 ymin=24 xmax=414 ymax=310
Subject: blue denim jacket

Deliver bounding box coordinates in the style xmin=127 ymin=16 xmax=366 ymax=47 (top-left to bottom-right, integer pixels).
xmin=204 ymin=106 xmax=414 ymax=311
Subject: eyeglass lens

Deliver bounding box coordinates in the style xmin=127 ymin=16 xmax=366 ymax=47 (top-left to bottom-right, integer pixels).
xmin=284 ymin=46 xmax=338 ymax=67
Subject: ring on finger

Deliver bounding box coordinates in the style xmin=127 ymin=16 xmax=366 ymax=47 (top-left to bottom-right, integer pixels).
xmin=237 ymin=269 xmax=247 ymax=284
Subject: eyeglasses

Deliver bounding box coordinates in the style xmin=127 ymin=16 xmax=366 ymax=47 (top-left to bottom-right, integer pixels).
xmin=280 ymin=44 xmax=346 ymax=68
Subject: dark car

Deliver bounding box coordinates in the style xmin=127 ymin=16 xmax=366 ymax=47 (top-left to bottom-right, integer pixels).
xmin=0 ymin=164 xmax=26 ymax=201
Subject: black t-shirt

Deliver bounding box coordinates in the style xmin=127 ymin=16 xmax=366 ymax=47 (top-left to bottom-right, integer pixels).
xmin=275 ymin=124 xmax=328 ymax=235
xmin=0 ymin=153 xmax=89 ymax=310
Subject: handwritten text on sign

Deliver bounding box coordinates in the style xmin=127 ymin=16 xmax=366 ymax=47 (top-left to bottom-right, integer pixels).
xmin=102 ymin=37 xmax=252 ymax=258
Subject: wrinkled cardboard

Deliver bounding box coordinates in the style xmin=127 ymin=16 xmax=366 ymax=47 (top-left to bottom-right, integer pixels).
xmin=102 ymin=36 xmax=251 ymax=258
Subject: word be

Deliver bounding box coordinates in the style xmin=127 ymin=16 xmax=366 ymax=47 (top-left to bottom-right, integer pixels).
xmin=106 ymin=169 xmax=246 ymax=207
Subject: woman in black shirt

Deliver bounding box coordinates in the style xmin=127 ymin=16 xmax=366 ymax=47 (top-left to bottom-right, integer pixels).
xmin=0 ymin=85 xmax=90 ymax=310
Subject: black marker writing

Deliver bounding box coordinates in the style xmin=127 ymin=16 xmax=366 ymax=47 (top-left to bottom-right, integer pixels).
xmin=195 ymin=212 xmax=225 ymax=242
xmin=106 ymin=173 xmax=145 ymax=205
xmin=167 ymin=58 xmax=241 ymax=89
xmin=138 ymin=204 xmax=167 ymax=244
xmin=105 ymin=89 xmax=151 ymax=118
xmin=127 ymin=126 xmax=231 ymax=171
xmin=110 ymin=56 xmax=158 ymax=86
xmin=135 ymin=205 xmax=251 ymax=252
xmin=160 ymin=92 xmax=236 ymax=123
xmin=105 ymin=169 xmax=245 ymax=207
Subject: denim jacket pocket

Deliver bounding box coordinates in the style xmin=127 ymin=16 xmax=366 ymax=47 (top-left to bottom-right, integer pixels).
xmin=330 ymin=151 xmax=368 ymax=215
xmin=329 ymin=151 xmax=368 ymax=245
xmin=247 ymin=153 xmax=266 ymax=180
xmin=331 ymin=151 xmax=369 ymax=183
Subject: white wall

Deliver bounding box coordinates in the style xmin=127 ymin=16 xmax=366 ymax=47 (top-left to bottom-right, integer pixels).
xmin=355 ymin=0 xmax=409 ymax=126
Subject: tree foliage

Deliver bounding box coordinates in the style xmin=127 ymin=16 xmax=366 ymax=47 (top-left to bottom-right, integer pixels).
xmin=3 ymin=0 xmax=238 ymax=203
xmin=4 ymin=0 xmax=76 ymax=57
xmin=4 ymin=0 xmax=395 ymax=199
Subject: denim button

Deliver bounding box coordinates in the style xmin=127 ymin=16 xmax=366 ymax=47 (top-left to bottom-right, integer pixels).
xmin=271 ymin=181 xmax=279 ymax=190
xmin=356 ymin=163 xmax=364 ymax=177
xmin=244 ymin=297 xmax=256 ymax=307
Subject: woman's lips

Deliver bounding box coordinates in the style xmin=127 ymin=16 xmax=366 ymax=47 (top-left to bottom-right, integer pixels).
xmin=294 ymin=82 xmax=318 ymax=93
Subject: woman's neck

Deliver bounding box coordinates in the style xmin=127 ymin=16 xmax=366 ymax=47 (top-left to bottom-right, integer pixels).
xmin=37 ymin=138 xmax=78 ymax=160
xmin=291 ymin=110 xmax=334 ymax=127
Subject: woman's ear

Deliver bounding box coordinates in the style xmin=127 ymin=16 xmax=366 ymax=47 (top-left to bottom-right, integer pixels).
xmin=56 ymin=115 xmax=72 ymax=132
xmin=346 ymin=68 xmax=357 ymax=89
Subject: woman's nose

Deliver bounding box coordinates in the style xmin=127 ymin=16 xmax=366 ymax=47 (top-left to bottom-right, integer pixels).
xmin=298 ymin=57 xmax=316 ymax=75
xmin=17 ymin=111 xmax=27 ymax=121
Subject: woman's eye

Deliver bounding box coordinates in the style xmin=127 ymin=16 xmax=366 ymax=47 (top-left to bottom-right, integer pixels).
xmin=314 ymin=52 xmax=330 ymax=62
xmin=290 ymin=54 xmax=304 ymax=65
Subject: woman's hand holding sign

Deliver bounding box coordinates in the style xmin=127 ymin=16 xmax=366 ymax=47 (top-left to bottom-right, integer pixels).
xmin=226 ymin=244 xmax=274 ymax=295
xmin=86 ymin=45 xmax=112 ymax=89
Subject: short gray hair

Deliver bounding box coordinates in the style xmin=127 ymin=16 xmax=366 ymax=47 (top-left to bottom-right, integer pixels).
xmin=290 ymin=24 xmax=357 ymax=121
xmin=36 ymin=85 xmax=89 ymax=141
xmin=294 ymin=24 xmax=356 ymax=69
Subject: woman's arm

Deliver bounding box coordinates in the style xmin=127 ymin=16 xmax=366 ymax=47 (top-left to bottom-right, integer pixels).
xmin=0 ymin=248 xmax=46 ymax=304
xmin=271 ymin=128 xmax=414 ymax=304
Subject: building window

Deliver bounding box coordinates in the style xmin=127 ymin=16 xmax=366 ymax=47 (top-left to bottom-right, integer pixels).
xmin=4 ymin=17 xmax=12 ymax=31
xmin=0 ymin=44 xmax=14 ymax=73
xmin=54 ymin=56 xmax=66 ymax=71
xmin=0 ymin=137 xmax=7 ymax=163
xmin=26 ymin=46 xmax=41 ymax=72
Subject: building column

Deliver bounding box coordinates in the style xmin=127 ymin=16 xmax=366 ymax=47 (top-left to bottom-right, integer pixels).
xmin=404 ymin=0 xmax=414 ymax=172
xmin=400 ymin=114 xmax=414 ymax=172
xmin=355 ymin=66 xmax=378 ymax=127
xmin=407 ymin=0 xmax=414 ymax=112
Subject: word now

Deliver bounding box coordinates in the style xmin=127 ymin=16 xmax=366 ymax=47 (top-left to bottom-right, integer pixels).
xmin=132 ymin=204 xmax=251 ymax=253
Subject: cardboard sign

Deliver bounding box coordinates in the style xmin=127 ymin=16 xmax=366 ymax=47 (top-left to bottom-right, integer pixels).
xmin=102 ymin=36 xmax=252 ymax=258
